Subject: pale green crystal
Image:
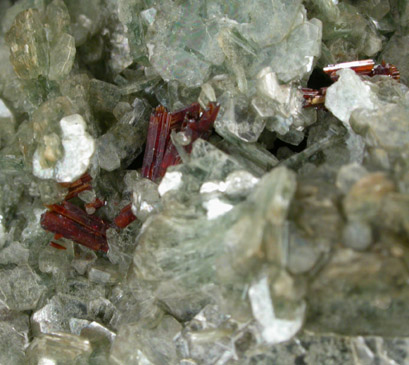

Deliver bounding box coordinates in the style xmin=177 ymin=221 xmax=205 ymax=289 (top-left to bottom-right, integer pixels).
xmin=267 ymin=19 xmax=322 ymax=83
xmin=0 ymin=314 xmax=29 ymax=364
xmin=0 ymin=0 xmax=408 ymax=363
xmin=26 ymin=333 xmax=92 ymax=365
xmin=0 ymin=265 xmax=45 ymax=311
xmin=48 ymin=32 xmax=76 ymax=81
xmin=5 ymin=8 xmax=49 ymax=79
xmin=325 ymin=68 xmax=377 ymax=124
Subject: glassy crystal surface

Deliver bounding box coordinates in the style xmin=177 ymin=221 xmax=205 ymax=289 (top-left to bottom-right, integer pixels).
xmin=325 ymin=68 xmax=377 ymax=124
xmin=0 ymin=0 xmax=408 ymax=362
xmin=26 ymin=332 xmax=92 ymax=365
xmin=0 ymin=265 xmax=45 ymax=311
xmin=5 ymin=9 xmax=49 ymax=79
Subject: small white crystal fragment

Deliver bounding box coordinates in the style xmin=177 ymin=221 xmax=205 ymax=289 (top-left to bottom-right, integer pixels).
xmin=0 ymin=98 xmax=12 ymax=118
xmin=249 ymin=276 xmax=304 ymax=344
xmin=325 ymin=69 xmax=377 ymax=124
xmin=224 ymin=170 xmax=259 ymax=198
xmin=33 ymin=114 xmax=95 ymax=183
xmin=202 ymin=198 xmax=234 ymax=219
xmin=158 ymin=171 xmax=183 ymax=196
xmin=55 ymin=114 xmax=95 ymax=182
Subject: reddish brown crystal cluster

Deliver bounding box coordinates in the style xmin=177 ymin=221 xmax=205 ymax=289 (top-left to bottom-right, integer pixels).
xmin=323 ymin=59 xmax=400 ymax=82
xmin=142 ymin=102 xmax=220 ymax=181
xmin=302 ymin=59 xmax=400 ymax=109
xmin=41 ymin=174 xmax=111 ymax=252
xmin=41 ymin=102 xmax=220 ymax=252
xmin=41 ymin=201 xmax=110 ymax=252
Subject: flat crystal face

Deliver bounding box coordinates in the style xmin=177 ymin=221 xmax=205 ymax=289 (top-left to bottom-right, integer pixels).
xmin=1 ymin=0 xmax=409 ymax=363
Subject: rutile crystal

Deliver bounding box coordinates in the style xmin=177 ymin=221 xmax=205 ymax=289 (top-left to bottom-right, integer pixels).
xmin=41 ymin=201 xmax=110 ymax=252
xmin=142 ymin=102 xmax=220 ymax=181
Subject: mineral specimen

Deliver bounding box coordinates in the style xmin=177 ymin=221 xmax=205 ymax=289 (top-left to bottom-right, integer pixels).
xmin=1 ymin=0 xmax=409 ymax=363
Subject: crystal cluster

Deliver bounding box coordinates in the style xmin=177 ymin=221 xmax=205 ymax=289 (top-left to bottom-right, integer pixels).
xmin=1 ymin=0 xmax=409 ymax=363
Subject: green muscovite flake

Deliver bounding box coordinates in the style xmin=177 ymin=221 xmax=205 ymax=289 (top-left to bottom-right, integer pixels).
xmin=5 ymin=1 xmax=76 ymax=82
xmin=48 ymin=32 xmax=76 ymax=81
xmin=5 ymin=8 xmax=49 ymax=80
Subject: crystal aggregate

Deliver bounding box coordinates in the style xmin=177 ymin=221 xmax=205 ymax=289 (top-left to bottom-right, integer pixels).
xmin=1 ymin=0 xmax=409 ymax=363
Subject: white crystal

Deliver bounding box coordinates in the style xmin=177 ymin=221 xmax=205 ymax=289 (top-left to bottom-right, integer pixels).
xmin=55 ymin=114 xmax=95 ymax=182
xmin=0 ymin=98 xmax=12 ymax=118
xmin=325 ymin=69 xmax=377 ymax=124
xmin=202 ymin=197 xmax=234 ymax=220
xmin=249 ymin=276 xmax=305 ymax=344
xmin=158 ymin=171 xmax=183 ymax=196
xmin=33 ymin=114 xmax=95 ymax=183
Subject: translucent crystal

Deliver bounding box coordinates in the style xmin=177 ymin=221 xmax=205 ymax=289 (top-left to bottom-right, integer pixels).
xmin=252 ymin=68 xmax=305 ymax=135
xmin=325 ymin=68 xmax=377 ymax=124
xmin=5 ymin=9 xmax=49 ymax=79
xmin=1 ymin=0 xmax=45 ymax=33
xmin=175 ymin=305 xmax=237 ymax=364
xmin=236 ymin=0 xmax=302 ymax=47
xmin=267 ymin=19 xmax=322 ymax=82
xmin=215 ymin=92 xmax=265 ymax=143
xmin=48 ymin=32 xmax=76 ymax=81
xmin=0 ymin=265 xmax=45 ymax=311
xmin=97 ymin=98 xmax=149 ymax=171
xmin=0 ymin=0 xmax=408 ymax=362
xmin=0 ymin=241 xmax=29 ymax=265
xmin=131 ymin=179 xmax=161 ymax=222
xmin=89 ymin=263 xmax=119 ymax=285
xmin=26 ymin=333 xmax=92 ymax=365
xmin=32 ymin=294 xmax=87 ymax=335
xmin=38 ymin=245 xmax=71 ymax=276
xmin=0 ymin=314 xmax=29 ymax=364
xmin=110 ymin=315 xmax=181 ymax=364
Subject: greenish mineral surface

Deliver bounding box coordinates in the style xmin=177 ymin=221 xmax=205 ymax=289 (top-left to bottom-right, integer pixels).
xmin=1 ymin=0 xmax=409 ymax=364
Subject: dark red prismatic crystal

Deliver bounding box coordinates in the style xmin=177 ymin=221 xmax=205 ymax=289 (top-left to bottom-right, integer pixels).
xmin=61 ymin=173 xmax=93 ymax=200
xmin=323 ymin=59 xmax=400 ymax=82
xmin=42 ymin=103 xmax=221 ymax=241
xmin=142 ymin=102 xmax=220 ymax=181
xmin=114 ymin=204 xmax=137 ymax=229
xmin=303 ymin=59 xmax=400 ymax=109
xmin=41 ymin=201 xmax=110 ymax=252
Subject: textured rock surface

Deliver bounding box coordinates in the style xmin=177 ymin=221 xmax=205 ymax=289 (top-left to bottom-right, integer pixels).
xmin=0 ymin=0 xmax=409 ymax=363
